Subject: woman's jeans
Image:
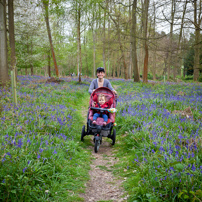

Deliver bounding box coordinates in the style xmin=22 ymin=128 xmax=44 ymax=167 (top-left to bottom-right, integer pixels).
xmin=93 ymin=113 xmax=108 ymax=122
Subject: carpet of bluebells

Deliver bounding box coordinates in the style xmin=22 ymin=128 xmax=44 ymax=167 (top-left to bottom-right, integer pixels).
xmin=0 ymin=75 xmax=91 ymax=201
xmin=114 ymin=80 xmax=202 ymax=201
xmin=1 ymin=75 xmax=202 ymax=201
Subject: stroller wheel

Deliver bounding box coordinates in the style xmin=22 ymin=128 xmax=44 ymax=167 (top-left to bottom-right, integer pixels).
xmin=94 ymin=139 xmax=100 ymax=153
xmin=112 ymin=129 xmax=116 ymax=145
xmin=94 ymin=135 xmax=101 ymax=153
xmin=81 ymin=125 xmax=85 ymax=141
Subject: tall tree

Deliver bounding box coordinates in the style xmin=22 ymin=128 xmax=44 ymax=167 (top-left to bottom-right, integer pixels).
xmin=76 ymin=0 xmax=82 ymax=82
xmin=167 ymin=0 xmax=176 ymax=80
xmin=8 ymin=0 xmax=16 ymax=75
xmin=193 ymin=0 xmax=202 ymax=81
xmin=129 ymin=0 xmax=132 ymax=79
xmin=48 ymin=49 xmax=51 ymax=77
xmin=175 ymin=0 xmax=187 ymax=79
xmin=107 ymin=0 xmax=111 ymax=77
xmin=150 ymin=2 xmax=157 ymax=80
xmin=102 ymin=1 xmax=106 ymax=74
xmin=90 ymin=1 xmax=97 ymax=77
xmin=131 ymin=0 xmax=140 ymax=82
xmin=0 ymin=0 xmax=9 ymax=85
xmin=42 ymin=0 xmax=59 ymax=77
xmin=142 ymin=0 xmax=149 ymax=83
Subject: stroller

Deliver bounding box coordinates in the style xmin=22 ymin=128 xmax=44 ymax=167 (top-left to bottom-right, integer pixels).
xmin=81 ymin=87 xmax=117 ymax=153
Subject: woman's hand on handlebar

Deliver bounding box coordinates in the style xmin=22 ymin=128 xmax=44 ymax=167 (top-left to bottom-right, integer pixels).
xmin=92 ymin=102 xmax=96 ymax=107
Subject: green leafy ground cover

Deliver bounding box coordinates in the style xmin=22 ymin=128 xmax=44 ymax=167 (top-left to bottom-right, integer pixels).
xmin=1 ymin=76 xmax=202 ymax=202
xmin=114 ymin=80 xmax=202 ymax=201
xmin=0 ymin=76 xmax=91 ymax=201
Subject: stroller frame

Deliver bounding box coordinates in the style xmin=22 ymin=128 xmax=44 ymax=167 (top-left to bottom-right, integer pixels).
xmin=81 ymin=87 xmax=117 ymax=153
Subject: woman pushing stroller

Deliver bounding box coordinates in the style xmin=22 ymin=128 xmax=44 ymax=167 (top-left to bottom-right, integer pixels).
xmin=89 ymin=67 xmax=117 ymax=95
xmin=81 ymin=67 xmax=117 ymax=152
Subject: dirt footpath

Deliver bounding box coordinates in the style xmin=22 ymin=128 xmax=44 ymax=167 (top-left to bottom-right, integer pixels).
xmin=80 ymin=139 xmax=127 ymax=202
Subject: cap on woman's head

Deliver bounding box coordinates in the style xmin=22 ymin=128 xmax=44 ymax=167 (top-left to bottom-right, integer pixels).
xmin=96 ymin=67 xmax=105 ymax=73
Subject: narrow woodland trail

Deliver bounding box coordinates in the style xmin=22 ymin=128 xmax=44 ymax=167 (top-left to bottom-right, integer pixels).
xmin=80 ymin=106 xmax=127 ymax=202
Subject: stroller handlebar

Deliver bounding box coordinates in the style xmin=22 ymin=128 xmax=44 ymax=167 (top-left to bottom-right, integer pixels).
xmin=91 ymin=107 xmax=108 ymax=111
xmin=90 ymin=107 xmax=117 ymax=113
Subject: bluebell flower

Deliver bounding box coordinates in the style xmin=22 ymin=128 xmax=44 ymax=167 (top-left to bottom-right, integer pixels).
xmin=23 ymin=167 xmax=27 ymax=173
xmin=159 ymin=146 xmax=164 ymax=152
xmin=143 ymin=158 xmax=147 ymax=162
xmin=192 ymin=164 xmax=196 ymax=171
xmin=134 ymin=158 xmax=139 ymax=162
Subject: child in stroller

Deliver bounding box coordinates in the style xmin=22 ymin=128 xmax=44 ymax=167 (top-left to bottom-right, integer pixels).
xmin=81 ymin=87 xmax=117 ymax=153
xmin=92 ymin=94 xmax=109 ymax=126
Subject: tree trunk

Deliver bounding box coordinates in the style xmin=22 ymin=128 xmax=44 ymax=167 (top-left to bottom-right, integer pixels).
xmin=27 ymin=35 xmax=30 ymax=75
xmin=112 ymin=51 xmax=116 ymax=77
xmin=48 ymin=50 xmax=51 ymax=77
xmin=31 ymin=40 xmax=34 ymax=75
xmin=0 ymin=0 xmax=9 ymax=86
xmin=84 ymin=34 xmax=88 ymax=76
xmin=193 ymin=0 xmax=201 ymax=81
xmin=103 ymin=3 xmax=106 ymax=74
xmin=143 ymin=43 xmax=149 ymax=83
xmin=175 ymin=0 xmax=187 ymax=79
xmin=77 ymin=1 xmax=82 ymax=82
xmin=43 ymin=0 xmax=59 ymax=77
xmin=132 ymin=0 xmax=140 ymax=82
xmin=107 ymin=0 xmax=111 ymax=77
xmin=93 ymin=32 xmax=96 ymax=77
xmin=142 ymin=0 xmax=149 ymax=83
xmin=129 ymin=0 xmax=132 ymax=79
xmin=167 ymin=0 xmax=175 ymax=80
xmin=91 ymin=3 xmax=96 ymax=78
xmin=8 ymin=0 xmax=16 ymax=76
xmin=152 ymin=2 xmax=156 ymax=80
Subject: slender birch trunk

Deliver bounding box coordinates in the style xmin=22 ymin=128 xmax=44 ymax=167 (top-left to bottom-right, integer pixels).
xmin=103 ymin=3 xmax=106 ymax=74
xmin=43 ymin=0 xmax=59 ymax=77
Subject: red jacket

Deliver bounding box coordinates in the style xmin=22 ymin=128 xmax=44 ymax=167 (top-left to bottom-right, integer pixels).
xmin=94 ymin=102 xmax=109 ymax=114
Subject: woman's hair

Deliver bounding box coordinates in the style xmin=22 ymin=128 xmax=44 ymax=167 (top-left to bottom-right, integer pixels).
xmin=98 ymin=94 xmax=106 ymax=101
xmin=96 ymin=67 xmax=105 ymax=73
